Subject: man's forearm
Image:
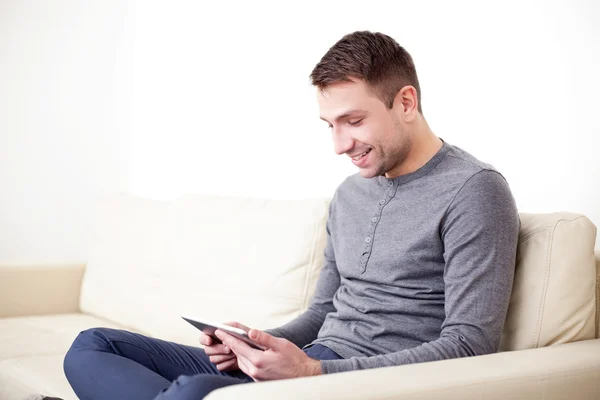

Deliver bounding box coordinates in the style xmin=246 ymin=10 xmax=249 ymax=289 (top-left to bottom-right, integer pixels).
xmin=320 ymin=331 xmax=484 ymax=373
xmin=264 ymin=304 xmax=329 ymax=348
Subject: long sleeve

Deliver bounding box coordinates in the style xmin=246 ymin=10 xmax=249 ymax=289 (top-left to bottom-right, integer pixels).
xmin=320 ymin=170 xmax=520 ymax=374
xmin=264 ymin=195 xmax=341 ymax=348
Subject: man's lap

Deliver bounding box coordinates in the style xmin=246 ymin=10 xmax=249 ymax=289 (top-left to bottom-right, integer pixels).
xmin=70 ymin=327 xmax=250 ymax=380
xmin=67 ymin=327 xmax=342 ymax=400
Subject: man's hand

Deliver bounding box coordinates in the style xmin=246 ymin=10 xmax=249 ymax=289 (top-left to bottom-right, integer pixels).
xmin=199 ymin=321 xmax=251 ymax=372
xmin=214 ymin=328 xmax=322 ymax=381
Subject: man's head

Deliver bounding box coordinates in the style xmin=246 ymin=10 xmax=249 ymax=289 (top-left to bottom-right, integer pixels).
xmin=311 ymin=31 xmax=423 ymax=178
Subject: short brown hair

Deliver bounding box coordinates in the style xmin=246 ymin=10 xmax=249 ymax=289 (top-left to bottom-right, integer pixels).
xmin=310 ymin=31 xmax=422 ymax=113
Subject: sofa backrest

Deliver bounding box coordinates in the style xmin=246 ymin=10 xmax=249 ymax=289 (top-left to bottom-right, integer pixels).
xmin=81 ymin=193 xmax=598 ymax=349
xmin=80 ymin=193 xmax=329 ymax=346
xmin=500 ymin=213 xmax=597 ymax=350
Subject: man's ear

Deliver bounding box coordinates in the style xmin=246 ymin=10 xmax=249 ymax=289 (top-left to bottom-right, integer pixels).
xmin=393 ymin=85 xmax=419 ymax=122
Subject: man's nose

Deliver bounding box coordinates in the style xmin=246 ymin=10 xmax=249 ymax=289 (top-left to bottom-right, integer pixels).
xmin=332 ymin=129 xmax=355 ymax=156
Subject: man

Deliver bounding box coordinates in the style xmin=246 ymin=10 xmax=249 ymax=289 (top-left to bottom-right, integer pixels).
xmin=62 ymin=31 xmax=520 ymax=400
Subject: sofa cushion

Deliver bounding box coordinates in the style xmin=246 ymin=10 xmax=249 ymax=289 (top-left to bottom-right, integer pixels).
xmin=80 ymin=193 xmax=329 ymax=345
xmin=500 ymin=213 xmax=597 ymax=350
xmin=0 ymin=314 xmax=124 ymax=360
xmin=0 ymin=314 xmax=125 ymax=400
xmin=1 ymin=355 xmax=78 ymax=400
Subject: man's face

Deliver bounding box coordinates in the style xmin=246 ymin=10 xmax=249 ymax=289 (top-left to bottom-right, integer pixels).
xmin=317 ymin=79 xmax=411 ymax=179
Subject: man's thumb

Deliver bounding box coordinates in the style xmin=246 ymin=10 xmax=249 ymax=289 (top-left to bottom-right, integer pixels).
xmin=249 ymin=329 xmax=277 ymax=349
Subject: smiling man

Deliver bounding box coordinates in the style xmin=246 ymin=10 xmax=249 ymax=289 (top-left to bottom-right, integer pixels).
xmin=62 ymin=31 xmax=520 ymax=400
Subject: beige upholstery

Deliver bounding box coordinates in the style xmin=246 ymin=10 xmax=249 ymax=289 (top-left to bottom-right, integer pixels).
xmin=0 ymin=265 xmax=85 ymax=318
xmin=205 ymin=339 xmax=600 ymax=400
xmin=79 ymin=193 xmax=329 ymax=346
xmin=0 ymin=193 xmax=598 ymax=400
xmin=0 ymin=314 xmax=125 ymax=400
xmin=500 ymin=213 xmax=597 ymax=350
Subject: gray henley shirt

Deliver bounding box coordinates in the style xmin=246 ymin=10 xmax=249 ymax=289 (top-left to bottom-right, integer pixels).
xmin=266 ymin=139 xmax=520 ymax=374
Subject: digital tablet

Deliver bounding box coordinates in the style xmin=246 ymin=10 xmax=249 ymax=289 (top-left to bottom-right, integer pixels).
xmin=181 ymin=315 xmax=266 ymax=351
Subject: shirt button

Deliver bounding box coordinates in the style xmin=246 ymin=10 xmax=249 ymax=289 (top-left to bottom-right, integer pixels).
xmin=379 ymin=199 xmax=385 ymax=205
xmin=371 ymin=217 xmax=377 ymax=223
xmin=389 ymin=181 xmax=393 ymax=186
xmin=365 ymin=237 xmax=371 ymax=243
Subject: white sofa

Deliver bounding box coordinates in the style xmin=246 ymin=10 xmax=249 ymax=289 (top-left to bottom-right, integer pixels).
xmin=0 ymin=192 xmax=599 ymax=400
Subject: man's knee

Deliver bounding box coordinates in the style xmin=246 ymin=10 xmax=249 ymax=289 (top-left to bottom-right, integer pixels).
xmin=68 ymin=327 xmax=118 ymax=353
xmin=63 ymin=327 xmax=117 ymax=378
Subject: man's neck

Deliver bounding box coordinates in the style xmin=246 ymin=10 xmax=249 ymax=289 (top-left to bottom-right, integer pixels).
xmin=385 ymin=122 xmax=442 ymax=179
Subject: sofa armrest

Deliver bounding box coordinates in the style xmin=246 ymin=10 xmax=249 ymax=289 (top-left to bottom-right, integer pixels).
xmin=0 ymin=264 xmax=85 ymax=318
xmin=206 ymin=339 xmax=600 ymax=400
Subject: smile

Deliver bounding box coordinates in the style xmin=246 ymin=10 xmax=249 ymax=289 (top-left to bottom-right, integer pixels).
xmin=352 ymin=149 xmax=372 ymax=161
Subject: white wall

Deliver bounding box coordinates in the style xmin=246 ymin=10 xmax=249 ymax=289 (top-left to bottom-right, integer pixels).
xmin=1 ymin=0 xmax=598 ymax=264
xmin=129 ymin=0 xmax=600 ymax=249
xmin=0 ymin=1 xmax=134 ymax=264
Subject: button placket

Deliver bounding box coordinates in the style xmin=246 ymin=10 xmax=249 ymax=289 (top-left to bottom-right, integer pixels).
xmin=360 ymin=181 xmax=398 ymax=273
xmin=360 ymin=216 xmax=377 ymax=272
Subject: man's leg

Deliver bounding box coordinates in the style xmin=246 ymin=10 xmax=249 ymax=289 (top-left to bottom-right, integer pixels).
xmin=151 ymin=343 xmax=344 ymax=400
xmin=63 ymin=327 xmax=253 ymax=400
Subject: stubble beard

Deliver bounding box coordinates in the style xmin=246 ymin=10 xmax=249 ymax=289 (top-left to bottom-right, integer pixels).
xmin=365 ymin=124 xmax=412 ymax=179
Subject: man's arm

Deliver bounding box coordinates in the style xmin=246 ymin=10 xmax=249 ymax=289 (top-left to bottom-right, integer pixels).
xmin=264 ymin=195 xmax=341 ymax=348
xmin=320 ymin=170 xmax=520 ymax=374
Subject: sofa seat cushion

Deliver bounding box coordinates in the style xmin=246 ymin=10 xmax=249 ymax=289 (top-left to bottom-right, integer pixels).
xmin=0 ymin=313 xmax=125 ymax=400
xmin=1 ymin=354 xmax=78 ymax=400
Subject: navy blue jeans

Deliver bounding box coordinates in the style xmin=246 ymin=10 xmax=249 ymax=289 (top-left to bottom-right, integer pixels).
xmin=64 ymin=328 xmax=343 ymax=400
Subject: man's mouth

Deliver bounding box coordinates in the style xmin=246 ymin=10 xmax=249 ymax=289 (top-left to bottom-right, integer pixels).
xmin=351 ymin=148 xmax=372 ymax=161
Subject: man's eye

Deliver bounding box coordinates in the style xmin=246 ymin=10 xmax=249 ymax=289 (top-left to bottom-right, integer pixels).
xmin=348 ymin=119 xmax=363 ymax=126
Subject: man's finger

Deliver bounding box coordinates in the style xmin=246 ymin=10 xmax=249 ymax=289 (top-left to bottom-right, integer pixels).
xmin=215 ymin=330 xmax=260 ymax=362
xmin=224 ymin=321 xmax=250 ymax=332
xmin=235 ymin=353 xmax=258 ymax=382
xmin=203 ymin=344 xmax=230 ymax=356
xmin=199 ymin=334 xmax=212 ymax=346
xmin=209 ymin=353 xmax=235 ymax=364
xmin=216 ymin=358 xmax=237 ymax=371
xmin=248 ymin=329 xmax=279 ymax=350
